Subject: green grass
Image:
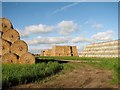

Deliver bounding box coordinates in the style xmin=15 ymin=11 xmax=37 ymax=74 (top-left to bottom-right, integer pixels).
xmin=2 ymin=62 xmax=63 ymax=88
xmin=36 ymin=56 xmax=118 ymax=61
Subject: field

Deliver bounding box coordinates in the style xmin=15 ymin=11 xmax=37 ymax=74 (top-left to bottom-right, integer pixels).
xmin=2 ymin=56 xmax=119 ymax=88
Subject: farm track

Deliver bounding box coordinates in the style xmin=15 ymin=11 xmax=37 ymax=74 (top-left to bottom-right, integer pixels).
xmin=11 ymin=62 xmax=118 ymax=88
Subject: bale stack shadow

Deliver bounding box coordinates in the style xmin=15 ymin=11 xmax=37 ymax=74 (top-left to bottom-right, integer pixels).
xmin=0 ymin=18 xmax=35 ymax=64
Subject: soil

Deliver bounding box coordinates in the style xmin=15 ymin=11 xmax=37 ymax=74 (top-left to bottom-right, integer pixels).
xmin=11 ymin=63 xmax=118 ymax=88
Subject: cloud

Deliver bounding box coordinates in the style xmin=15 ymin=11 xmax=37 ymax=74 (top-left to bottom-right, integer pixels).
xmin=27 ymin=36 xmax=69 ymax=45
xmin=25 ymin=24 xmax=54 ymax=33
xmin=91 ymin=30 xmax=113 ymax=41
xmin=27 ymin=36 xmax=92 ymax=45
xmin=71 ymin=37 xmax=92 ymax=43
xmin=29 ymin=46 xmax=52 ymax=54
xmin=53 ymin=2 xmax=79 ymax=14
xmin=92 ymin=23 xmax=103 ymax=29
xmin=84 ymin=20 xmax=104 ymax=30
xmin=18 ymin=20 xmax=77 ymax=37
xmin=58 ymin=20 xmax=78 ymax=35
xmin=29 ymin=48 xmax=42 ymax=54
xmin=18 ymin=24 xmax=54 ymax=37
xmin=18 ymin=30 xmax=30 ymax=37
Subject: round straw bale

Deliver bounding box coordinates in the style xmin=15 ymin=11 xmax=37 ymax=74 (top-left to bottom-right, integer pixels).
xmin=0 ymin=18 xmax=13 ymax=31
xmin=0 ymin=38 xmax=10 ymax=55
xmin=10 ymin=40 xmax=28 ymax=56
xmin=2 ymin=53 xmax=18 ymax=64
xmin=19 ymin=52 xmax=35 ymax=64
xmin=0 ymin=27 xmax=9 ymax=34
xmin=2 ymin=29 xmax=20 ymax=43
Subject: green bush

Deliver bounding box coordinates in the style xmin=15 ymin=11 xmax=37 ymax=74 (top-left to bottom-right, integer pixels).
xmin=2 ymin=62 xmax=62 ymax=88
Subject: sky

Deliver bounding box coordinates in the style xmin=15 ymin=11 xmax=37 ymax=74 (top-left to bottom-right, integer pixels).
xmin=2 ymin=2 xmax=118 ymax=54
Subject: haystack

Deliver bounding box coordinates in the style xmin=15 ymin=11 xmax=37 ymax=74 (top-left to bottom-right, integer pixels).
xmin=2 ymin=53 xmax=18 ymax=64
xmin=2 ymin=29 xmax=20 ymax=43
xmin=0 ymin=38 xmax=10 ymax=55
xmin=0 ymin=18 xmax=13 ymax=33
xmin=0 ymin=17 xmax=35 ymax=64
xmin=10 ymin=40 xmax=28 ymax=57
xmin=19 ymin=52 xmax=35 ymax=64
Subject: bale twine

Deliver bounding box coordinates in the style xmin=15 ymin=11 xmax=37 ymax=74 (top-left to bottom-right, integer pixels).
xmin=2 ymin=53 xmax=18 ymax=64
xmin=2 ymin=29 xmax=20 ymax=43
xmin=0 ymin=18 xmax=13 ymax=32
xmin=0 ymin=38 xmax=10 ymax=55
xmin=10 ymin=40 xmax=28 ymax=57
xmin=19 ymin=52 xmax=35 ymax=64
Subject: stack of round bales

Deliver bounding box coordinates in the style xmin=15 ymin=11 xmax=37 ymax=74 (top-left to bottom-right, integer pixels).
xmin=0 ymin=18 xmax=35 ymax=64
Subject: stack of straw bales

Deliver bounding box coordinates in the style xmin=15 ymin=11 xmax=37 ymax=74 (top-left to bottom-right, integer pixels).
xmin=41 ymin=46 xmax=79 ymax=56
xmin=0 ymin=18 xmax=35 ymax=64
xmin=79 ymin=40 xmax=119 ymax=58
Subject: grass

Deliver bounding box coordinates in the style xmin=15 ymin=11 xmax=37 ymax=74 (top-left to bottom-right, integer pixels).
xmin=36 ymin=56 xmax=93 ymax=60
xmin=36 ymin=56 xmax=118 ymax=61
xmin=2 ymin=62 xmax=63 ymax=88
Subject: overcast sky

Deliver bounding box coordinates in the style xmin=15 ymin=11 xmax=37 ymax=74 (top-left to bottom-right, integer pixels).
xmin=2 ymin=2 xmax=118 ymax=54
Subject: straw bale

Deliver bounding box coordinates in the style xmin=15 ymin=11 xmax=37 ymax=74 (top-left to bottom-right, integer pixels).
xmin=2 ymin=53 xmax=18 ymax=64
xmin=1 ymin=27 xmax=9 ymax=34
xmin=19 ymin=52 xmax=35 ymax=64
xmin=2 ymin=29 xmax=20 ymax=43
xmin=0 ymin=18 xmax=13 ymax=31
xmin=10 ymin=40 xmax=28 ymax=56
xmin=0 ymin=38 xmax=10 ymax=55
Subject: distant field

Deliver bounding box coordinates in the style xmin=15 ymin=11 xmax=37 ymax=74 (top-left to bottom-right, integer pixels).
xmin=36 ymin=56 xmax=118 ymax=61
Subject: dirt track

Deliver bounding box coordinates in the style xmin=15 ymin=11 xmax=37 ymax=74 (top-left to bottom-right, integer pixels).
xmin=11 ymin=63 xmax=117 ymax=88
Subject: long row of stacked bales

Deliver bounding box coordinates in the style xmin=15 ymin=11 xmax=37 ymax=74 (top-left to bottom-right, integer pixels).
xmin=79 ymin=40 xmax=119 ymax=58
xmin=0 ymin=18 xmax=35 ymax=64
xmin=41 ymin=46 xmax=78 ymax=56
